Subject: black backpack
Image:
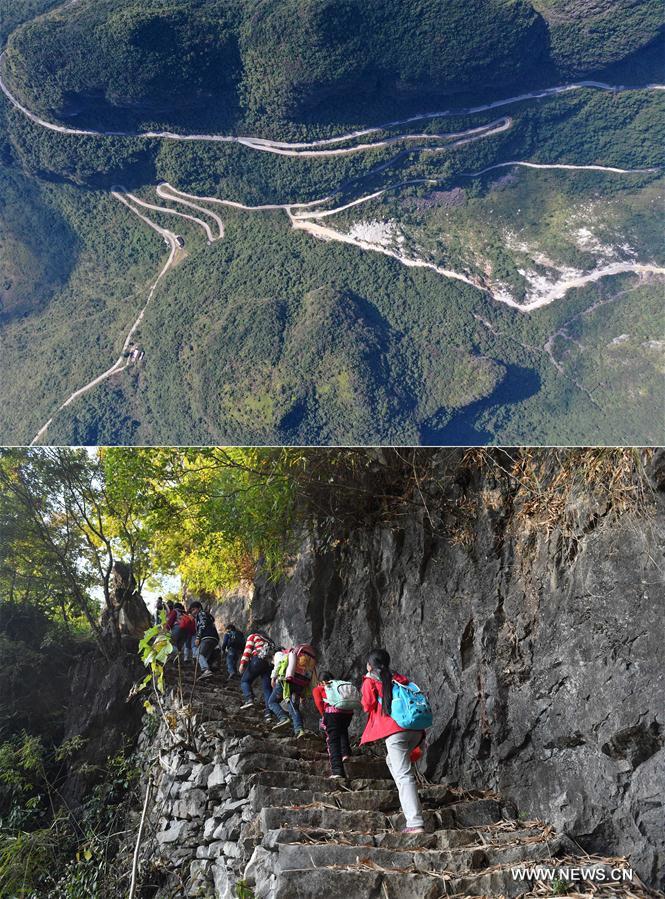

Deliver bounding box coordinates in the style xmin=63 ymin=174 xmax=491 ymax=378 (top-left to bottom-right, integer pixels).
xmin=198 ymin=611 xmax=219 ymax=641
xmin=228 ymin=628 xmax=245 ymax=650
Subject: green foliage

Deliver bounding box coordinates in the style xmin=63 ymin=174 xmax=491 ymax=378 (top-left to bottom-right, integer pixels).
xmin=0 ymin=743 xmax=139 ymax=899
xmin=102 ymin=447 xmax=299 ymax=590
xmin=0 ymin=165 xmax=77 ymax=323
xmin=0 ymin=733 xmax=46 ymax=832
xmin=54 ymin=736 xmax=88 ymax=764
xmin=0 ymin=0 xmax=60 ymax=46
xmin=0 ymin=614 xmax=90 ymax=746
xmin=0 ymin=826 xmax=60 ymax=898
xmin=0 ymin=446 xmax=157 ymax=650
xmin=137 ymin=619 xmax=172 ymax=698
xmin=5 ymin=0 xmax=242 ymax=131
xmin=235 ymin=880 xmax=256 ymax=899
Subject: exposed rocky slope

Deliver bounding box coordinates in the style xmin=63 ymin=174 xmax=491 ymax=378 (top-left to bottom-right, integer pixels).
xmin=129 ymin=666 xmax=655 ymax=898
xmin=236 ymin=451 xmax=665 ymax=889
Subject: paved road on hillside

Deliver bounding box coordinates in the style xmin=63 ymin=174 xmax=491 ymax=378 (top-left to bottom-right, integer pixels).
xmin=1 ymin=50 xmax=663 ymax=156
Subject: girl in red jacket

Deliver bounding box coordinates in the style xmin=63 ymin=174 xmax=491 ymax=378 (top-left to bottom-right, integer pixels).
xmin=360 ymin=648 xmax=425 ymax=833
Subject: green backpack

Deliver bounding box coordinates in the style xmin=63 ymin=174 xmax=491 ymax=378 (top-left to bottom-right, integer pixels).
xmin=324 ymin=680 xmax=362 ymax=712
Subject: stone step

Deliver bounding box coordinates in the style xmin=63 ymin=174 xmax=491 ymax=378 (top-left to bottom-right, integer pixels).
xmin=247 ymin=833 xmax=561 ymax=882
xmin=203 ymin=732 xmax=333 ymax=764
xmin=228 ymin=751 xmax=390 ymax=780
xmin=194 ymin=708 xmax=280 ymax=730
xmin=252 ymin=786 xmax=504 ymax=821
xmin=248 ymin=783 xmax=495 ymax=815
xmin=249 ymin=783 xmax=401 ymax=813
xmin=379 ymin=822 xmax=554 ymax=851
xmin=195 ymin=718 xmax=271 ymax=739
xmin=182 ymin=680 xmax=242 ymax=694
xmin=261 ymin=822 xmax=552 ymax=852
xmin=221 ymin=735 xmax=335 ymax=762
xmin=263 ymin=862 xmax=542 ymax=898
xmin=389 ymin=797 xmax=505 ymax=831
xmin=248 ymin=770 xmax=396 ymax=794
xmin=258 ymin=797 xmax=505 ymax=836
xmin=260 ymin=804 xmax=391 ymax=835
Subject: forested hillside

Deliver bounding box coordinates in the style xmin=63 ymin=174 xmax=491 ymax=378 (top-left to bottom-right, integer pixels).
xmin=4 ymin=0 xmax=664 ymax=133
xmin=532 ymin=0 xmax=665 ymax=74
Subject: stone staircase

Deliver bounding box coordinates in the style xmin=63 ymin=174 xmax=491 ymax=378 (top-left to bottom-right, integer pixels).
xmin=144 ymin=665 xmax=656 ymax=899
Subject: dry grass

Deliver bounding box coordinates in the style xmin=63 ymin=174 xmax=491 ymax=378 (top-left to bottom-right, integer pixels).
xmin=459 ymin=448 xmax=656 ymax=542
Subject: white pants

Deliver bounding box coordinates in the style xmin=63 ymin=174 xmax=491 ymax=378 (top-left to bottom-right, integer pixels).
xmin=385 ymin=730 xmax=424 ymax=828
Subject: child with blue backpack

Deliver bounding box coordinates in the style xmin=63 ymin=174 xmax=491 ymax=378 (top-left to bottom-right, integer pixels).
xmin=313 ymin=672 xmax=362 ymax=779
xmin=361 ymin=648 xmax=432 ymax=833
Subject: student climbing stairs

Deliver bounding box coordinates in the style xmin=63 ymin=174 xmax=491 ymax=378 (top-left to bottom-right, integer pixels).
xmin=141 ymin=666 xmax=656 ymax=899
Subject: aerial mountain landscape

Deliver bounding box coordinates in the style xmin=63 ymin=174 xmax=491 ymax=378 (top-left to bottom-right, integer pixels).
xmin=0 ymin=0 xmax=663 ymax=444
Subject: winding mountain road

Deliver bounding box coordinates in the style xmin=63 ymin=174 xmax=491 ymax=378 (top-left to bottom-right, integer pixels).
xmin=30 ymin=194 xmax=179 ymax=445
xmin=464 ymin=160 xmax=659 ymax=176
xmin=123 ymin=190 xmax=223 ymax=242
xmin=1 ymin=50 xmax=662 ymax=156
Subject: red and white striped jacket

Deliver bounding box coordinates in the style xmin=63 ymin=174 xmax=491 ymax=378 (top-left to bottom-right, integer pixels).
xmin=239 ymin=632 xmax=272 ymax=668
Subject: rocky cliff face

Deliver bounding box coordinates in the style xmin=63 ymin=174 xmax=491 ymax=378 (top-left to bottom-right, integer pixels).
xmin=61 ymin=648 xmax=146 ymax=807
xmin=245 ymin=451 xmax=665 ymax=888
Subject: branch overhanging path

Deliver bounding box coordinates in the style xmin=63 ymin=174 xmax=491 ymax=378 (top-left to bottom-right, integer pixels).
xmin=2 ymin=48 xmax=662 ymax=440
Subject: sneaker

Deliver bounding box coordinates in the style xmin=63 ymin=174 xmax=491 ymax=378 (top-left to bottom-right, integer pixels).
xmin=329 ymin=773 xmax=344 ymax=780
xmin=199 ymin=669 xmax=213 ymax=679
xmin=401 ymin=826 xmax=425 ymax=834
xmin=295 ymin=729 xmax=306 ymax=740
xmin=240 ymin=700 xmax=254 ymax=709
xmin=272 ymin=718 xmax=290 ymax=730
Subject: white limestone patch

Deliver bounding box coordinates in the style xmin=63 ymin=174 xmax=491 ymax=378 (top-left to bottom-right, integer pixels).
xmin=347 ymin=219 xmax=405 ymax=248
xmin=574 ymin=226 xmax=633 ymax=262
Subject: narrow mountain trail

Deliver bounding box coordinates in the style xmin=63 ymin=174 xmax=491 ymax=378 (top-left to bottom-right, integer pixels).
xmin=122 ymin=191 xmax=223 ymax=242
xmin=30 ymin=193 xmax=179 ymax=445
xmin=464 ymin=160 xmax=660 ymax=176
xmin=157 ymin=183 xmax=332 ymax=213
xmin=142 ymin=665 xmax=656 ymax=898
